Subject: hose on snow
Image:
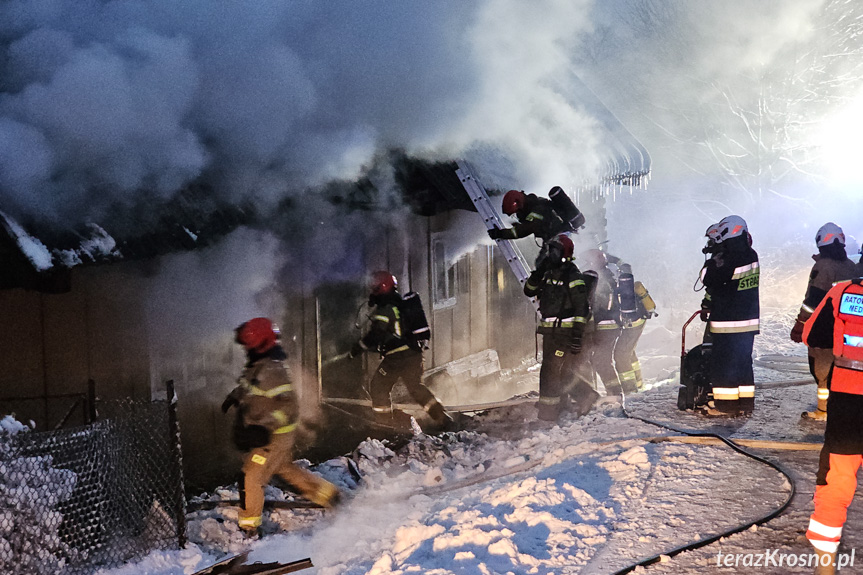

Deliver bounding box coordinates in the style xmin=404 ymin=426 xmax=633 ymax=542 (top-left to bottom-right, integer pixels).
xmin=608 ymin=395 xmax=798 ymax=575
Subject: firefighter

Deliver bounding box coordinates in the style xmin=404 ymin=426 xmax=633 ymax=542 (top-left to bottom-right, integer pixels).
xmin=699 ymin=215 xmax=760 ymax=416
xmin=349 ymin=271 xmax=452 ymax=431
xmin=802 ymin=277 xmax=863 ymax=573
xmin=791 ymin=223 xmax=858 ymax=421
xmin=577 ymin=249 xmax=623 ymax=397
xmin=222 ymin=317 xmax=340 ymax=536
xmin=607 ymin=254 xmax=656 ymax=393
xmin=487 ymin=187 xmax=585 ymax=268
xmin=524 ymin=235 xmax=598 ymax=421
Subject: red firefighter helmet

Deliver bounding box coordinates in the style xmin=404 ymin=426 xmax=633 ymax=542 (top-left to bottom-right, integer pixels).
xmin=579 ymin=249 xmax=608 ymax=272
xmin=235 ymin=317 xmax=279 ymax=353
xmin=370 ymin=270 xmax=398 ymax=295
xmin=502 ymin=190 xmax=526 ymax=216
xmin=550 ymin=234 xmax=574 ymax=259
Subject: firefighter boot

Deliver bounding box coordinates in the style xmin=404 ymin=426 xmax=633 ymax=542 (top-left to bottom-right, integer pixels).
xmin=426 ymin=401 xmax=455 ymax=431
xmin=814 ymin=549 xmax=836 ymax=575
xmin=569 ymin=380 xmax=601 ymax=417
xmin=536 ymin=399 xmax=561 ymax=422
xmin=804 ymin=388 xmax=829 ymax=421
xmin=306 ymin=481 xmax=341 ymax=508
xmin=802 ymin=409 xmax=828 ymax=422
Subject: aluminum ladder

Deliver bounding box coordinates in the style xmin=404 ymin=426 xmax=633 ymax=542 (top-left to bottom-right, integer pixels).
xmin=455 ymin=160 xmax=538 ymax=311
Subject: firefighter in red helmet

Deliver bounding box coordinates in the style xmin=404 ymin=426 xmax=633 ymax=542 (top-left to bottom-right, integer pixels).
xmin=488 ymin=187 xmax=585 ymax=268
xmin=791 ymin=223 xmax=858 ymax=421
xmin=803 ymin=277 xmax=863 ymax=572
xmin=350 ymin=271 xmax=453 ymax=431
xmin=524 ymin=235 xmax=599 ymax=421
xmin=223 ymin=317 xmax=340 ymax=536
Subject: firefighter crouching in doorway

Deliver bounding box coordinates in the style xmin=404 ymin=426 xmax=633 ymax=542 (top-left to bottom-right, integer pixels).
xmin=803 ymin=278 xmax=863 ymax=573
xmin=699 ymin=215 xmax=760 ymax=416
xmin=607 ymin=254 xmax=657 ymax=394
xmin=222 ymin=318 xmax=340 ymax=536
xmin=487 ymin=187 xmax=585 ymax=268
xmin=791 ymin=223 xmax=859 ymax=421
xmin=349 ymin=270 xmax=453 ymax=432
xmin=524 ymin=235 xmax=600 ymax=421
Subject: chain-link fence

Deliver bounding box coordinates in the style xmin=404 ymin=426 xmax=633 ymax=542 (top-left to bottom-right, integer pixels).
xmin=0 ymin=383 xmax=186 ymax=575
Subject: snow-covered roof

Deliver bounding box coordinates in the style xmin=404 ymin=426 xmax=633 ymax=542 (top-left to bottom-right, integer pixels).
xmin=0 ymin=185 xmax=252 ymax=291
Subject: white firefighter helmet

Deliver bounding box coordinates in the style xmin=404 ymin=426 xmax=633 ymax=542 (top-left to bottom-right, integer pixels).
xmin=815 ymin=222 xmax=845 ymax=248
xmin=705 ymin=222 xmax=722 ymax=242
xmin=714 ymin=215 xmax=748 ymax=244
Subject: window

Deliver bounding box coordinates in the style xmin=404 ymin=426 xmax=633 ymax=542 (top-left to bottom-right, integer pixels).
xmin=432 ymin=235 xmax=457 ymax=309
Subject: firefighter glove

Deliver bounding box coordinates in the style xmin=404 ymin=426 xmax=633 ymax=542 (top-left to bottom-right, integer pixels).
xmin=487 ymin=227 xmax=504 ymax=240
xmin=790 ymin=320 xmax=805 ymax=343
xmin=790 ymin=312 xmax=809 ymax=343
xmin=699 ymin=305 xmax=710 ymax=322
xmin=349 ymin=341 xmax=364 ymax=359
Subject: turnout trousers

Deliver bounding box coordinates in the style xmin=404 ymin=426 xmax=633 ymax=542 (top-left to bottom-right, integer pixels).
xmin=239 ymin=432 xmax=336 ymax=531
xmin=592 ymin=326 xmax=622 ymax=396
xmin=614 ymin=321 xmax=645 ymax=394
xmin=808 ymin=346 xmax=834 ymax=413
xmin=708 ymin=331 xmax=756 ymax=414
xmin=369 ymin=348 xmax=446 ymax=420
xmin=539 ymin=331 xmax=599 ymax=421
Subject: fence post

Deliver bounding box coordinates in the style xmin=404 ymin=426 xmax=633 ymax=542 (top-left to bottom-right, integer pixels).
xmin=166 ymin=380 xmax=187 ymax=548
xmin=87 ymin=379 xmax=97 ymax=423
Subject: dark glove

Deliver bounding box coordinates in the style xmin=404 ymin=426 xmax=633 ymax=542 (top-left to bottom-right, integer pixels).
xmin=568 ymin=332 xmax=583 ymax=354
xmin=790 ymin=320 xmax=805 ymax=343
xmin=791 ymin=313 xmax=808 ymax=343
xmin=349 ymin=341 xmax=364 ymax=359
xmin=221 ymin=395 xmax=238 ymax=413
xmin=487 ymin=227 xmax=504 ymax=240
xmin=232 ymin=423 xmax=271 ymax=451
xmin=699 ymin=306 xmax=710 ymax=322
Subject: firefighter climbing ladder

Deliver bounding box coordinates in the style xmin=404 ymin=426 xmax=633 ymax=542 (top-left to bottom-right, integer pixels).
xmin=455 ymin=161 xmax=538 ymax=312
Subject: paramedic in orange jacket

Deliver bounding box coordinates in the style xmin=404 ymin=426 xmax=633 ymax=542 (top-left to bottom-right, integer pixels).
xmin=803 ymin=278 xmax=863 ymax=568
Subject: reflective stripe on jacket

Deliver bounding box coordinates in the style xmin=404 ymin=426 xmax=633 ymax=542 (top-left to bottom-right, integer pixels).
xmin=701 ymin=241 xmax=760 ymax=334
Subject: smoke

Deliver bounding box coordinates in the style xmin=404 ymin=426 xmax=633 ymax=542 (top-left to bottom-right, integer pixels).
xmin=6 ymin=0 xmax=861 ymax=379
xmin=572 ymin=0 xmax=863 ymax=350
xmin=0 ymin=0 xmax=603 ymax=228
xmin=143 ymin=226 xmax=284 ymax=350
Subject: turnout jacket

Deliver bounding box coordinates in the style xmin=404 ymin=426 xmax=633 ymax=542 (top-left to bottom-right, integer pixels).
xmin=226 ymin=345 xmax=298 ymax=435
xmin=524 ymin=261 xmax=589 ymax=335
xmin=700 ymin=236 xmax=760 ymax=334
xmin=798 ymin=250 xmax=858 ymax=320
xmin=803 ymin=278 xmax=863 ymax=452
xmin=498 ymin=194 xmax=568 ymax=242
xmin=359 ymin=293 xmax=415 ymax=355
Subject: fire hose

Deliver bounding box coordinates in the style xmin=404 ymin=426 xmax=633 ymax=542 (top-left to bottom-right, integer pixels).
xmin=608 ymin=395 xmax=798 ymax=575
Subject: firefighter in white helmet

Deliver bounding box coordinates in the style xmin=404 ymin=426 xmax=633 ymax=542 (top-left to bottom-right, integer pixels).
xmin=791 ymin=223 xmax=858 ymax=421
xmin=698 ymin=215 xmax=760 ymax=416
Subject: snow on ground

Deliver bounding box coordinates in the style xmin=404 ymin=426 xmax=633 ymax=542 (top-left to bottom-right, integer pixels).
xmin=91 ymin=315 xmax=856 ymax=575
xmin=95 ymin=392 xmax=800 ymax=575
